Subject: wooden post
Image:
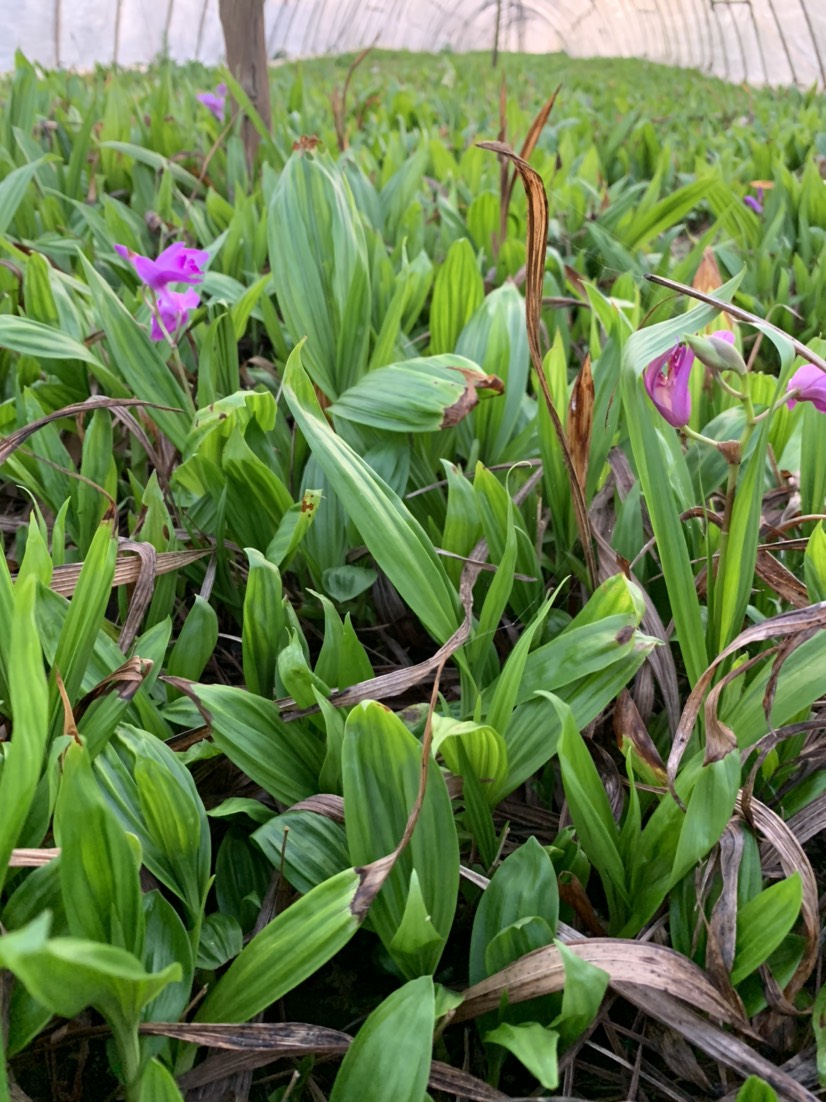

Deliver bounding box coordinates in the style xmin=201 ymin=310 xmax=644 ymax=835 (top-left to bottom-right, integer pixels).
xmin=218 ymin=0 xmax=272 ymax=167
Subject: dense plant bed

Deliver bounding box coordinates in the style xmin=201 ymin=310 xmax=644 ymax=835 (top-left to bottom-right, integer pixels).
xmin=0 ymin=48 xmax=825 ymax=1102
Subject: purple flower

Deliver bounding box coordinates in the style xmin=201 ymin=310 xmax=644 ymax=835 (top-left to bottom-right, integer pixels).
xmin=115 ymin=241 xmax=209 ymax=291
xmin=644 ymin=343 xmax=695 ymax=428
xmin=150 ymin=288 xmax=200 ymax=342
xmin=197 ymin=83 xmax=227 ymax=123
xmin=787 ymin=364 xmax=826 ymax=413
xmin=743 ymin=188 xmax=764 ymax=215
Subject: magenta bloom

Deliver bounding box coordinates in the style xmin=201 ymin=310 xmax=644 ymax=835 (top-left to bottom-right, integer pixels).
xmin=787 ymin=364 xmax=826 ymax=413
xmin=644 ymin=344 xmax=695 ymax=428
xmin=150 ymin=288 xmax=200 ymax=342
xmin=115 ymin=242 xmax=209 ymax=291
xmin=743 ymin=188 xmax=764 ymax=215
xmin=197 ymin=83 xmax=227 ymax=123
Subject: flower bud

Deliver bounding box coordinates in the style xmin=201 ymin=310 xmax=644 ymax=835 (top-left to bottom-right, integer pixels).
xmin=683 ymin=331 xmax=747 ymax=376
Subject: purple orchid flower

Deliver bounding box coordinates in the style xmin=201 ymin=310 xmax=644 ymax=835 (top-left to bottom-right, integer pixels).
xmin=787 ymin=364 xmax=826 ymax=413
xmin=743 ymin=187 xmax=764 ymax=215
xmin=644 ymin=344 xmax=695 ymax=428
xmin=115 ymin=242 xmax=209 ymax=291
xmin=197 ymin=83 xmax=227 ymax=123
xmin=644 ymin=331 xmax=736 ymax=428
xmin=150 ymin=288 xmax=201 ymax=342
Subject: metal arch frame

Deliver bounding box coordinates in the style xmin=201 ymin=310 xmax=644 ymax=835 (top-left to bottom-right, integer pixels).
xmin=591 ymin=0 xmax=625 ymax=56
xmin=54 ymin=0 xmax=62 ymax=67
xmin=797 ymin=0 xmax=826 ymax=85
xmin=722 ymin=0 xmax=771 ymax=86
xmin=510 ymin=0 xmax=570 ymax=52
xmin=708 ymin=0 xmax=731 ymax=81
xmin=195 ymin=0 xmax=210 ymax=60
xmin=427 ymin=0 xmax=571 ymax=54
xmin=712 ymin=1 xmax=749 ymax=82
xmin=762 ymin=0 xmax=799 ymax=84
xmin=113 ymin=0 xmax=123 ymax=64
xmin=143 ymin=0 xmax=824 ymax=89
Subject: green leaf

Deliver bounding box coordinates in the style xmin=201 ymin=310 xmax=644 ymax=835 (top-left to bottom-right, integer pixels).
xmin=49 ymin=521 xmax=117 ymax=721
xmin=283 ymin=341 xmax=462 ymax=645
xmin=484 ymin=917 xmax=555 ymax=976
xmin=0 ymin=316 xmax=123 ymax=393
xmin=552 ymin=938 xmax=610 ymax=1046
xmin=343 ymin=701 xmax=459 ymax=977
xmin=166 ymin=596 xmax=218 ymax=684
xmin=429 ymin=238 xmax=484 ymax=354
xmin=269 ymin=151 xmax=371 ymax=397
xmin=431 ymin=716 xmax=508 ymax=805
xmin=804 ymin=522 xmax=826 ymax=603
xmin=731 ymin=874 xmax=803 ymax=985
xmin=194 ymin=683 xmax=322 ymax=806
xmin=812 ymin=981 xmax=826 ymax=1087
xmin=0 ymin=573 xmax=49 ymax=894
xmin=735 ymin=1077 xmax=779 ymax=1102
xmin=0 ymin=158 xmax=48 ymax=234
xmin=0 ymin=912 xmax=180 ymax=1053
xmin=138 ymin=1059 xmax=185 ymax=1102
xmin=55 ymin=742 xmax=145 ymax=957
xmin=469 ymin=837 xmax=558 ymax=984
xmin=254 ymin=810 xmax=351 ymax=895
xmin=329 ymin=976 xmax=435 ymax=1102
xmin=241 ymin=550 xmax=286 ymax=698
xmin=195 ymin=867 xmax=362 ymax=1023
xmin=196 ymin=912 xmax=243 ymax=969
xmin=95 ymin=726 xmax=210 ymax=923
xmin=555 ymin=695 xmax=628 ymax=925
xmin=483 ymin=1021 xmax=559 ymax=1091
xmin=329 ymin=355 xmax=499 ymax=433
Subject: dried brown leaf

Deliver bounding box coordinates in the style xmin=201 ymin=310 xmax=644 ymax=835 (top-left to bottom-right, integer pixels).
xmin=452 ymin=939 xmax=749 ymax=1030
xmin=116 ymin=539 xmax=158 ymax=652
xmin=477 ymin=139 xmax=596 ymax=588
xmin=693 ymin=247 xmax=735 ymax=331
xmin=613 ymin=689 xmax=666 ymax=782
xmin=440 ymin=367 xmax=504 ymax=429
xmin=667 ymin=600 xmax=826 ymax=786
xmin=499 ymin=85 xmax=559 ymax=242
xmin=756 ymin=550 xmax=809 ymax=609
xmin=705 ymin=823 xmax=746 ymax=1011
xmin=287 ymin=794 xmax=345 ymax=822
xmin=783 ymin=790 xmax=826 ymax=852
xmin=0 ymin=396 xmax=180 ymax=466
xmin=567 ymin=353 xmax=594 ymax=493
xmin=8 ymin=848 xmax=59 ymax=867
xmin=37 ymin=547 xmax=209 ymax=598
xmin=53 ymin=668 xmax=79 ymax=744
xmin=74 ymin=657 xmax=153 ymax=722
xmin=621 ymin=988 xmax=818 ymax=1102
xmin=164 ymin=1022 xmax=509 ymax=1100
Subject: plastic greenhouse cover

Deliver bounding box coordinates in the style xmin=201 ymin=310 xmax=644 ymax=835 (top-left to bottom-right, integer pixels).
xmin=1 ymin=0 xmax=825 ymax=87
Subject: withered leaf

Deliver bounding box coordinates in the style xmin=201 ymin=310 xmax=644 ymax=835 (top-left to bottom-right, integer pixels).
xmin=478 ymin=138 xmax=597 ymax=588
xmin=567 ymin=353 xmax=594 ymax=493
xmin=667 ymin=600 xmax=826 ymax=785
xmin=0 ymin=396 xmax=180 ymax=466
